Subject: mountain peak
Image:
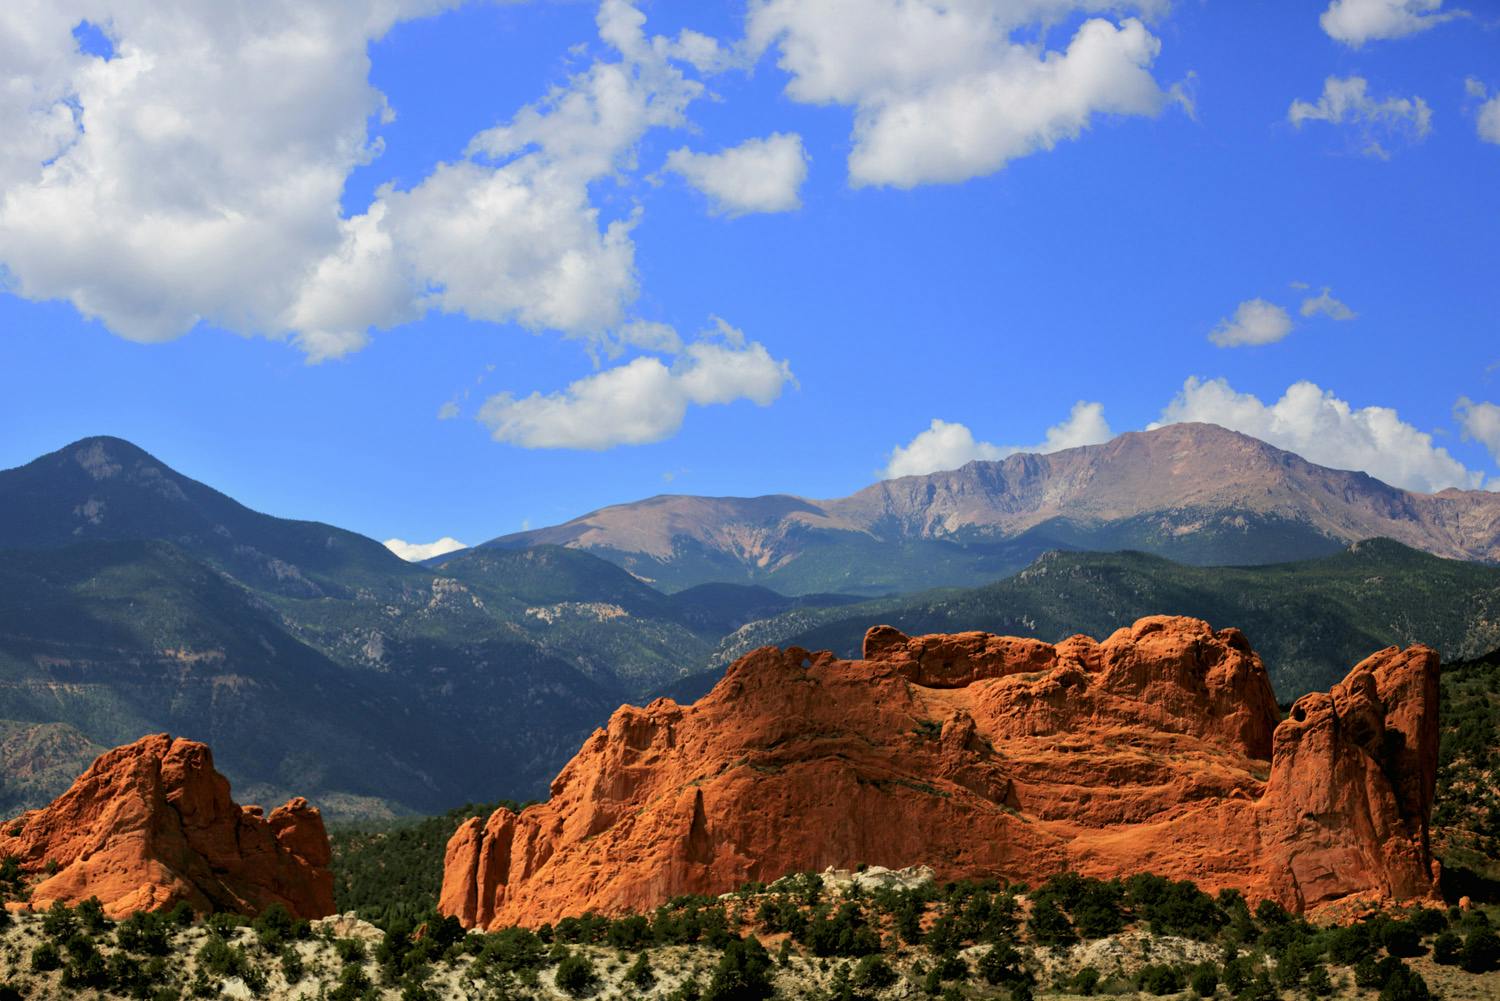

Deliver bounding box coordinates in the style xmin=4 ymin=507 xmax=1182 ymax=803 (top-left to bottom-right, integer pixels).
xmin=0 ymin=434 xmax=404 ymax=592
xmin=485 ymin=424 xmax=1500 ymax=594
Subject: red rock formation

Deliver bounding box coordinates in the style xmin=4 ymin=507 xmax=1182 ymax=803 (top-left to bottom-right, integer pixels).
xmin=0 ymin=734 xmax=334 ymax=919
xmin=441 ymin=616 xmax=1440 ymax=928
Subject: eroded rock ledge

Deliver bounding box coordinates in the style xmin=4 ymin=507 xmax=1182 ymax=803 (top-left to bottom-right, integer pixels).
xmin=0 ymin=734 xmax=334 ymax=919
xmin=441 ymin=615 xmax=1439 ymax=928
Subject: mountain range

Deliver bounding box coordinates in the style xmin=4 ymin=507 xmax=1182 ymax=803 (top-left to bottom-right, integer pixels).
xmin=486 ymin=422 xmax=1500 ymax=594
xmin=1 ymin=429 xmax=1498 ymax=821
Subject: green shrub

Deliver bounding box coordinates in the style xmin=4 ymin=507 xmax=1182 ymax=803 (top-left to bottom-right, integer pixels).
xmin=854 ymin=954 xmax=897 ymax=989
xmin=1027 ymin=897 xmax=1076 ymax=946
xmin=252 ymin=902 xmax=309 ymax=948
xmin=329 ymin=962 xmax=375 ymax=1001
xmin=61 ymin=943 xmax=109 ymax=990
xmin=1325 ymin=922 xmax=1376 ymax=965
xmin=1432 ymin=930 xmax=1462 ymax=965
xmin=1127 ymin=875 xmax=1226 ymax=941
xmin=1304 ymin=965 xmax=1334 ymax=997
xmin=1377 ymin=964 xmax=1430 ymax=1001
xmin=335 ymin=937 xmax=367 ymax=964
xmin=1406 ymin=907 xmax=1447 ymax=936
xmin=1234 ymin=972 xmax=1277 ymax=1001
xmin=205 ymin=911 xmax=248 ymax=935
xmin=1382 ymin=921 xmax=1424 ymax=958
xmin=1190 ymin=963 xmax=1219 ymax=997
xmin=625 ymin=951 xmax=655 ymax=989
xmin=804 ymin=903 xmax=881 ymax=957
xmin=75 ymin=896 xmax=109 ymax=932
xmin=977 ymin=941 xmax=1029 ymax=988
xmin=281 ymin=945 xmax=305 ymax=984
xmin=196 ymin=935 xmax=252 ymax=979
xmin=477 ymin=926 xmax=547 ymax=972
xmin=30 ymin=941 xmax=62 ymax=972
xmin=1462 ymin=928 xmax=1500 ymax=973
xmin=41 ymin=901 xmax=77 ymax=942
xmin=607 ymin=913 xmax=651 ymax=950
xmin=118 ymin=910 xmax=173 ymax=955
xmin=1137 ymin=964 xmax=1185 ymax=996
xmin=1073 ymin=966 xmax=1102 ymax=996
xmin=1354 ymin=955 xmax=1404 ymax=990
xmin=554 ymin=950 xmax=600 ymax=997
xmin=704 ymin=937 xmax=776 ymax=1001
xmin=933 ymin=951 xmax=969 ymax=982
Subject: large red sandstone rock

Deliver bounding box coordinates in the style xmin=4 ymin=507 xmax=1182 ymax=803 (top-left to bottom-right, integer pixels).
xmin=0 ymin=734 xmax=334 ymax=919
xmin=440 ymin=616 xmax=1440 ymax=928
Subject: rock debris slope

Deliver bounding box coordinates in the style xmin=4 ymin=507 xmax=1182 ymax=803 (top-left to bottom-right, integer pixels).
xmin=441 ymin=616 xmax=1440 ymax=928
xmin=0 ymin=734 xmax=334 ymax=919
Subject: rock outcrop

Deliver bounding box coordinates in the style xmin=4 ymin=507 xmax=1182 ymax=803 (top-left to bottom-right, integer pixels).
xmin=441 ymin=616 xmax=1440 ymax=928
xmin=0 ymin=734 xmax=334 ymax=919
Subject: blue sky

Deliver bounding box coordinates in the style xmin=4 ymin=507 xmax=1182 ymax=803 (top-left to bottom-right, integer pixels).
xmin=1 ymin=0 xmax=1498 ymax=556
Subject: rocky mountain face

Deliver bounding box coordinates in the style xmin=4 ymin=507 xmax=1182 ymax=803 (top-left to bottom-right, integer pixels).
xmin=715 ymin=538 xmax=1500 ymax=698
xmin=489 ymin=423 xmax=1500 ymax=594
xmin=0 ymin=734 xmax=333 ymax=919
xmin=440 ymin=617 xmax=1440 ymax=927
xmin=0 ymin=438 xmax=852 ymax=817
xmin=0 ymin=436 xmax=407 ymax=597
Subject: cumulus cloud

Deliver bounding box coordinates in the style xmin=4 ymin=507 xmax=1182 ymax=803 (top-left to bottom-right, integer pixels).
xmin=665 ymin=132 xmax=808 ymax=216
xmin=609 ymin=319 xmax=683 ymax=355
xmin=1289 ymin=76 xmax=1431 ymax=158
xmin=384 ymin=537 xmax=468 ymax=561
xmin=1154 ymin=377 xmax=1485 ymax=493
xmin=884 ymin=401 xmax=1112 ymax=478
xmin=1468 ymin=80 xmax=1500 ymax=144
xmin=746 ymin=0 xmax=1173 ymax=188
xmin=291 ymin=0 xmax=711 ymax=358
xmin=1319 ymin=0 xmax=1455 ymax=47
xmin=479 ymin=327 xmax=794 ymax=449
xmin=0 ymin=0 xmax=734 ymax=365
xmin=1299 ymin=287 xmax=1357 ymax=321
xmin=0 ymin=0 xmax=460 ymax=346
xmin=1209 ymin=299 xmax=1295 ymax=348
xmin=1457 ymin=397 xmax=1500 ymax=466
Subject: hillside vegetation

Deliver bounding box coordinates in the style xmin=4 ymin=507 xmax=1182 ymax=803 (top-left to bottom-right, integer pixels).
xmin=717 ymin=540 xmax=1500 ymax=699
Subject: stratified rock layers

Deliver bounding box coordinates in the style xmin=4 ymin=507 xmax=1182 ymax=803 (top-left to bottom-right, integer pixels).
xmin=441 ymin=616 xmax=1440 ymax=928
xmin=0 ymin=734 xmax=334 ymax=919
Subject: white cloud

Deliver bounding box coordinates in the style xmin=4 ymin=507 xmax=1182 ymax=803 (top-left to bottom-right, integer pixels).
xmin=1457 ymin=397 xmax=1500 ymax=467
xmin=1154 ymin=377 xmax=1485 ymax=493
xmin=1209 ymin=299 xmax=1294 ymax=348
xmin=291 ymin=0 xmax=709 ymax=358
xmin=1319 ymin=0 xmax=1455 ymax=47
xmin=1288 ymin=76 xmax=1431 ymax=158
xmin=1299 ymin=287 xmax=1357 ymax=321
xmin=884 ymin=401 xmax=1112 ymax=478
xmin=479 ymin=330 xmax=794 ymax=450
xmin=1476 ymin=90 xmax=1500 ymax=145
xmin=610 ymin=319 xmax=683 ymax=355
xmin=0 ymin=0 xmax=733 ymax=365
xmin=0 ymin=0 xmax=460 ymax=346
xmin=665 ymin=132 xmax=808 ymax=216
xmin=384 ymin=537 xmax=468 ymax=561
xmin=1465 ymin=79 xmax=1500 ymax=144
xmin=746 ymin=0 xmax=1172 ymax=188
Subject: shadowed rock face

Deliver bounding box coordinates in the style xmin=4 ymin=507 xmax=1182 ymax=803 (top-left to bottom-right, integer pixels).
xmin=440 ymin=616 xmax=1440 ymax=928
xmin=0 ymin=734 xmax=334 ymax=919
